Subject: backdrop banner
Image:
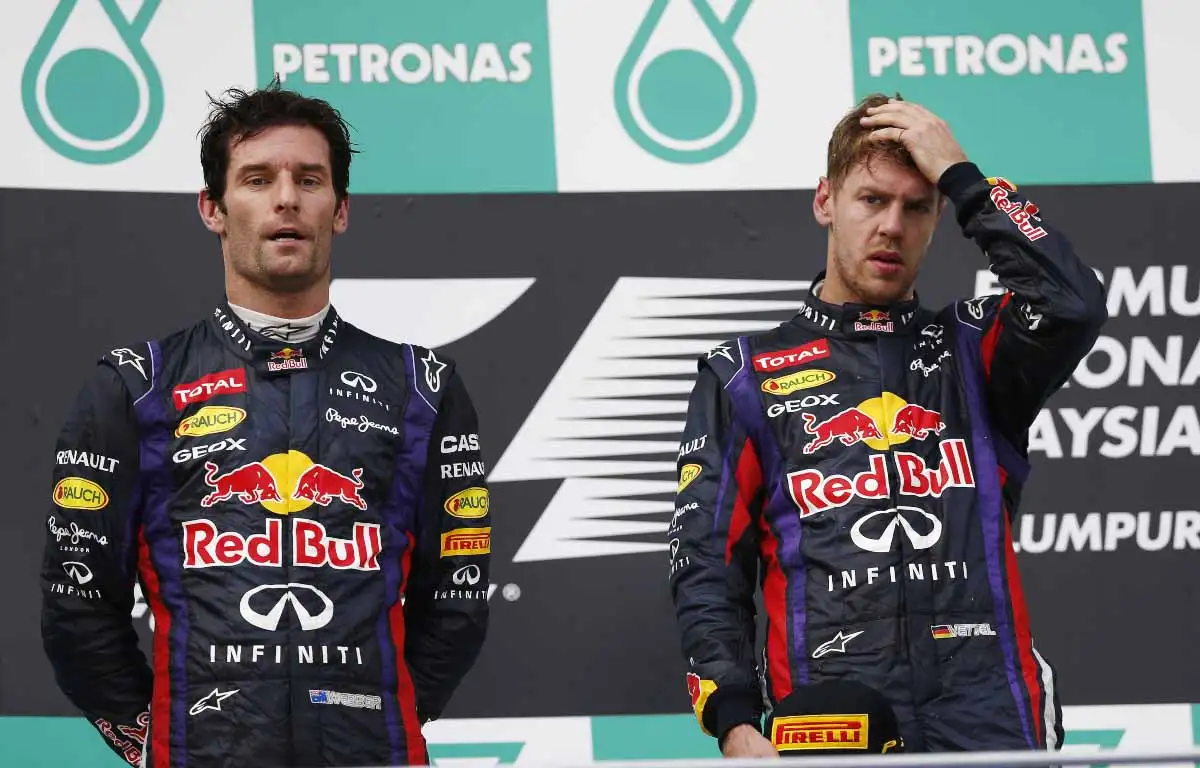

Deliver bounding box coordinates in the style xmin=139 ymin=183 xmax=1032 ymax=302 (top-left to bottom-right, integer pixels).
xmin=2 ymin=183 xmax=1196 ymax=730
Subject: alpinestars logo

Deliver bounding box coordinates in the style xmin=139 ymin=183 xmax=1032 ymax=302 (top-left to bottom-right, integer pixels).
xmin=491 ymin=277 xmax=811 ymax=561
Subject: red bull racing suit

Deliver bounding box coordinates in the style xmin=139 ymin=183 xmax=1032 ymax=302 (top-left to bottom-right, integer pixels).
xmin=41 ymin=304 xmax=491 ymax=767
xmin=670 ymin=163 xmax=1107 ymax=752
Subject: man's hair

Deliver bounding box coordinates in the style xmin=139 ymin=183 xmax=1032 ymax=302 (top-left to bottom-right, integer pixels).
xmin=199 ymin=76 xmax=357 ymax=208
xmin=825 ymin=92 xmax=919 ymax=191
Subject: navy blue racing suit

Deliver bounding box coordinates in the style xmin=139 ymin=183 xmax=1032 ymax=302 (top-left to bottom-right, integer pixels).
xmin=41 ymin=303 xmax=491 ymax=767
xmin=669 ymin=163 xmax=1106 ymax=752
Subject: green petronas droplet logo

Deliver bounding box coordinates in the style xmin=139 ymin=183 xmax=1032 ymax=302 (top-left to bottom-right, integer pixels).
xmin=614 ymin=0 xmax=756 ymax=165
xmin=22 ymin=0 xmax=165 ymax=164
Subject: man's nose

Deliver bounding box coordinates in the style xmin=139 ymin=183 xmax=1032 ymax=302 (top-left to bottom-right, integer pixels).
xmin=274 ymin=175 xmax=300 ymax=210
xmin=878 ymin=202 xmax=904 ymax=238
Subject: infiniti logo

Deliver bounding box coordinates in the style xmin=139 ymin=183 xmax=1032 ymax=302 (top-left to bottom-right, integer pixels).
xmin=340 ymin=371 xmax=378 ymax=393
xmin=850 ymin=506 xmax=942 ymax=554
xmin=62 ymin=561 xmax=93 ymax=585
xmin=452 ymin=565 xmax=481 ymax=586
xmin=240 ymin=583 xmax=334 ymax=631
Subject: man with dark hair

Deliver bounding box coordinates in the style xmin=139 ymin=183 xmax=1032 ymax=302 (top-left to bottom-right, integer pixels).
xmin=40 ymin=80 xmax=491 ymax=767
xmin=669 ymin=94 xmax=1106 ymax=756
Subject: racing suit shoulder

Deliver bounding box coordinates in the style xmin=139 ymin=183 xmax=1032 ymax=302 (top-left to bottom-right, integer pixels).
xmin=100 ymin=342 xmax=156 ymax=404
xmin=699 ymin=321 xmax=803 ymax=391
xmin=342 ymin=322 xmax=461 ymax=403
xmin=697 ymin=337 xmax=750 ymax=388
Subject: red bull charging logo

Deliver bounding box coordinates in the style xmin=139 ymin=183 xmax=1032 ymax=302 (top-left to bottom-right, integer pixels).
xmin=267 ymin=347 xmax=308 ymax=372
xmin=854 ymin=309 xmax=894 ymax=333
xmin=801 ymin=393 xmax=946 ymax=455
xmin=200 ymin=451 xmax=367 ymax=514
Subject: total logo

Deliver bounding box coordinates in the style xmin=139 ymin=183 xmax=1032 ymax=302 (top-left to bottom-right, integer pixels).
xmin=199 ymin=451 xmax=367 ymax=513
xmin=173 ymin=369 xmax=247 ymax=410
xmin=800 ymin=393 xmax=946 ymax=455
xmin=752 ymin=340 xmax=830 ymax=374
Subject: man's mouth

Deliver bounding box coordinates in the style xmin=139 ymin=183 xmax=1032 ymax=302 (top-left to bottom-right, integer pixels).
xmin=868 ymin=250 xmax=901 ymax=264
xmin=268 ymin=228 xmax=305 ymax=242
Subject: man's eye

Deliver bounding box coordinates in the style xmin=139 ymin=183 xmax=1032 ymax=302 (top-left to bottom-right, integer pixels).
xmin=864 ymin=195 xmax=882 ymax=205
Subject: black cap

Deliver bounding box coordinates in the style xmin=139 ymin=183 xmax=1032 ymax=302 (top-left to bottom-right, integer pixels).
xmin=765 ymin=680 xmax=904 ymax=755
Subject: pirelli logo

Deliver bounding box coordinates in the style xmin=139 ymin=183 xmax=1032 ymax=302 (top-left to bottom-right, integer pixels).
xmin=772 ymin=714 xmax=869 ymax=751
xmin=440 ymin=527 xmax=491 ymax=557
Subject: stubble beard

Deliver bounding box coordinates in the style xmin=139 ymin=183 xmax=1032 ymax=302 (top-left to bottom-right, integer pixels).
xmin=232 ymin=233 xmax=329 ymax=295
xmin=831 ymin=244 xmax=912 ymax=307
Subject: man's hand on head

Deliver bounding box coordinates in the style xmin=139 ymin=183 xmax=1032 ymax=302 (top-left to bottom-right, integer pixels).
xmin=859 ymin=99 xmax=969 ymax=185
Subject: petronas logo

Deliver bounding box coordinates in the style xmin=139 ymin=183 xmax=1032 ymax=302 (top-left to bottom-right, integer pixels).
xmin=22 ymin=0 xmax=165 ymax=164
xmin=614 ymin=0 xmax=757 ymax=164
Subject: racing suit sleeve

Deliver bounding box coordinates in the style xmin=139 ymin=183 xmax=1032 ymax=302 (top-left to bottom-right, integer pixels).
xmin=404 ymin=369 xmax=490 ymax=723
xmin=669 ymin=365 xmax=764 ymax=744
xmin=40 ymin=362 xmax=152 ymax=767
xmin=940 ymin=162 xmax=1107 ymax=446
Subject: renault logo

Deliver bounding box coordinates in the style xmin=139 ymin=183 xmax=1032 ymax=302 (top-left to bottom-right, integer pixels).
xmin=850 ymin=506 xmax=942 ymax=554
xmin=339 ymin=370 xmax=378 ymax=393
xmin=239 ymin=583 xmax=334 ymax=631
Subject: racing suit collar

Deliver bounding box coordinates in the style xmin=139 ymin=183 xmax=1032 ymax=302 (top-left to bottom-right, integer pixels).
xmin=209 ymin=301 xmax=343 ymax=375
xmin=792 ymin=272 xmax=922 ymax=338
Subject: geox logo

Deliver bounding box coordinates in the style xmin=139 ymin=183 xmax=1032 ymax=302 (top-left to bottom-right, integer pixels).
xmin=490 ymin=277 xmax=812 ymax=562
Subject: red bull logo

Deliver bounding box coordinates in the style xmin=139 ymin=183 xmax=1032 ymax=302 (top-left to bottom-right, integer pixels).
xmin=199 ymin=451 xmax=368 ymax=514
xmin=986 ymin=176 xmax=1017 ymax=192
xmin=788 ymin=440 xmax=975 ymax=518
xmin=200 ymin=461 xmax=282 ymax=507
xmin=800 ymin=393 xmax=945 ymax=454
xmin=267 ymin=347 xmax=308 ymax=372
xmin=989 ymin=185 xmax=1048 ymax=242
xmin=294 ymin=464 xmax=367 ymax=510
xmin=854 ymin=309 xmax=894 ymax=333
xmin=891 ymin=404 xmax=946 ymax=440
xmin=752 ymin=339 xmax=830 ymax=373
xmin=182 ymin=517 xmax=381 ymax=570
xmin=801 ymin=409 xmax=885 ymax=454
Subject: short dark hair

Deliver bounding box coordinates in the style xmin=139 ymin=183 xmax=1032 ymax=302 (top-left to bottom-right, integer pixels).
xmin=199 ymin=76 xmax=357 ymax=208
xmin=826 ymin=92 xmax=919 ymax=191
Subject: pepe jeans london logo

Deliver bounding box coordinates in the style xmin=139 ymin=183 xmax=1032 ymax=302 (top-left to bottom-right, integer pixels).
xmin=614 ymin=0 xmax=757 ymax=164
xmin=22 ymin=0 xmax=166 ymax=164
